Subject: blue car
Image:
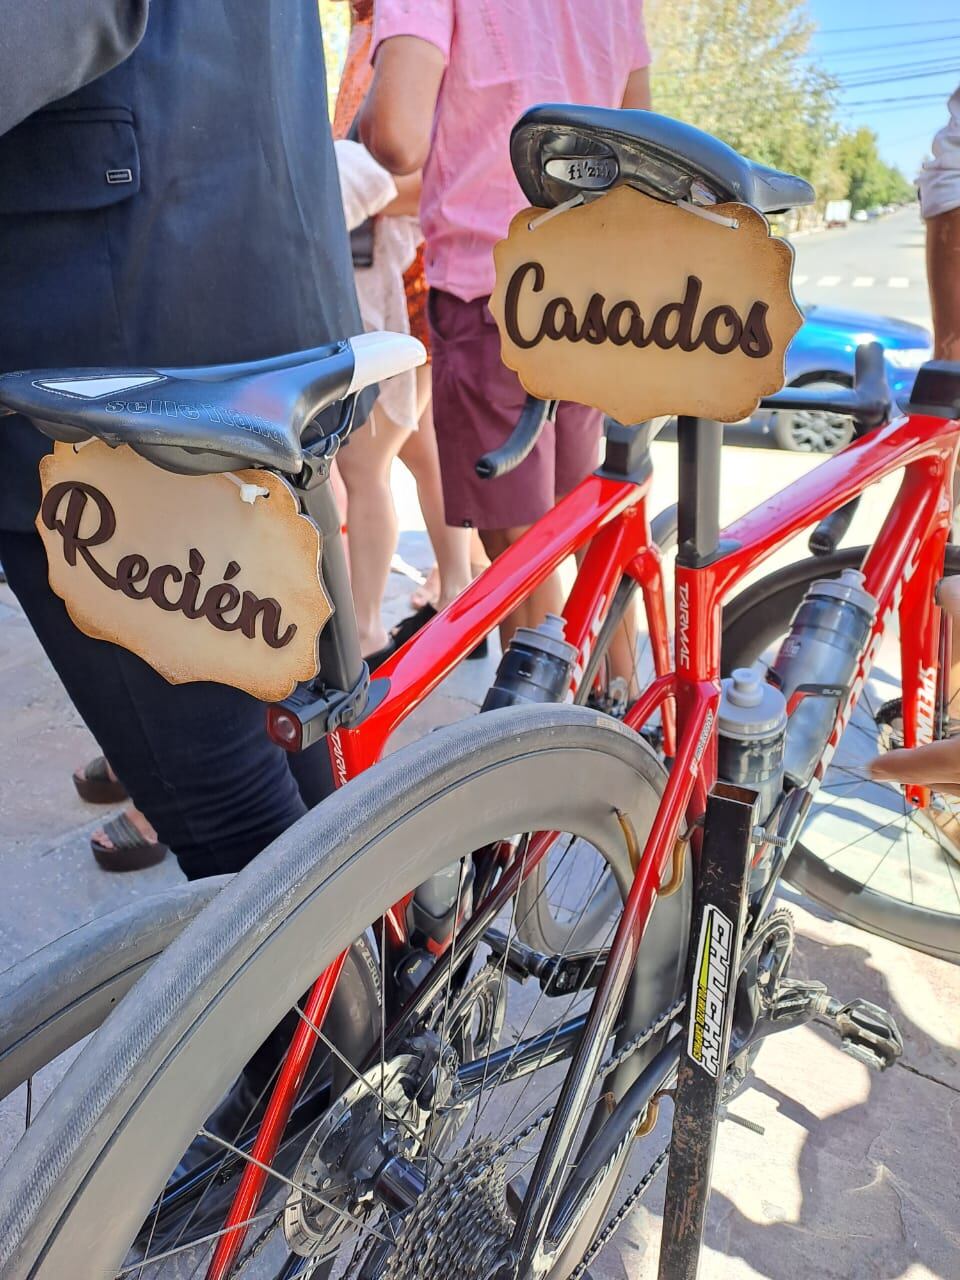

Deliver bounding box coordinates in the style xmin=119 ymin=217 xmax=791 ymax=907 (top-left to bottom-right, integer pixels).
xmin=756 ymin=303 xmax=932 ymax=452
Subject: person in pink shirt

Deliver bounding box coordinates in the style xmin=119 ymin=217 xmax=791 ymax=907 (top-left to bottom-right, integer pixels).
xmin=360 ymin=0 xmax=651 ymax=644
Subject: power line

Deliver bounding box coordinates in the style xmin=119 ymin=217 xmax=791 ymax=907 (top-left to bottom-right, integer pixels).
xmin=799 ymin=34 xmax=960 ymax=61
xmin=838 ymin=64 xmax=960 ymax=91
xmin=842 ymin=92 xmax=957 ymax=107
xmin=812 ymin=18 xmax=960 ymax=36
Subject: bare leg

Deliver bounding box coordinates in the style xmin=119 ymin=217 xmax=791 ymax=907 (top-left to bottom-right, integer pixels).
xmin=927 ymin=206 xmax=960 ymax=362
xmin=337 ymin=408 xmax=413 ymax=656
xmin=871 ymin=208 xmax=960 ymax=785
xmin=480 ymin=526 xmax=564 ymax=651
xmin=870 ymin=576 xmax=960 ymax=786
xmin=398 ymin=366 xmax=473 ymax=608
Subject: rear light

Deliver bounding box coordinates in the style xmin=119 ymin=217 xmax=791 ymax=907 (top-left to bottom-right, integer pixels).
xmin=266 ymin=705 xmax=303 ymax=752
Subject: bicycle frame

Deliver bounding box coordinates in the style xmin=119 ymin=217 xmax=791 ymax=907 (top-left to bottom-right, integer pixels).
xmin=211 ymin=404 xmax=960 ymax=1277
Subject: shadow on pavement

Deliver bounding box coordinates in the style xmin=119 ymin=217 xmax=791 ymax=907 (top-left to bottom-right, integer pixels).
xmin=632 ymin=932 xmax=960 ymax=1279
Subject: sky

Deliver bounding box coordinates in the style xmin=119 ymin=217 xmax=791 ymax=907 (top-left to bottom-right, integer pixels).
xmin=804 ymin=0 xmax=958 ymax=178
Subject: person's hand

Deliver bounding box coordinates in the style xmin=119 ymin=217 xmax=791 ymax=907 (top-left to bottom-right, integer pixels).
xmin=380 ymin=170 xmax=422 ymax=218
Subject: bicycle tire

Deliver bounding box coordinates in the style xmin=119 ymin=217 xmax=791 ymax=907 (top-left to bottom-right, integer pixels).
xmin=516 ymin=504 xmax=678 ymax=954
xmin=0 ymin=704 xmax=689 ymax=1278
xmin=0 ymin=879 xmax=228 ymax=1103
xmin=722 ymin=545 xmax=960 ymax=962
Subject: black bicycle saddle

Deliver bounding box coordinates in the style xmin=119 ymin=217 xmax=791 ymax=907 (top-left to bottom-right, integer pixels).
xmin=511 ymin=105 xmax=815 ymax=215
xmin=0 ymin=332 xmax=425 ymax=476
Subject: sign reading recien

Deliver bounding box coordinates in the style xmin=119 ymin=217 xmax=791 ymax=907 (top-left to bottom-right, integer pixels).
xmin=37 ymin=441 xmax=331 ymax=701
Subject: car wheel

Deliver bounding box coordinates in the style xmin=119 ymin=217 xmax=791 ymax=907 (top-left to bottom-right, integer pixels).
xmin=771 ymin=378 xmax=855 ymax=453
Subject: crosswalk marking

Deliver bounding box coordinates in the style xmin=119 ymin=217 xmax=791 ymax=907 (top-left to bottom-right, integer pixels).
xmin=798 ymin=274 xmax=915 ymax=292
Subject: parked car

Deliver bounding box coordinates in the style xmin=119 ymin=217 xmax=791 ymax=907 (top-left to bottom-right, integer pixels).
xmin=852 ymin=209 xmax=868 ymax=222
xmin=825 ymin=199 xmax=852 ymax=228
xmin=752 ymin=303 xmax=932 ymax=452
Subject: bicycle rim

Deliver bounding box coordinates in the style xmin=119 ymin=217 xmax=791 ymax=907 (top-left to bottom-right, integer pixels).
xmin=0 ymin=705 xmax=690 ymax=1279
xmin=517 ymin=505 xmax=678 ymax=954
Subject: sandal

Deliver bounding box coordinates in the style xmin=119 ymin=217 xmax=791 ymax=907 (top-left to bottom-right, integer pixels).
xmin=366 ymin=603 xmax=488 ymax=673
xmin=91 ymin=811 xmax=168 ymax=872
xmin=365 ymin=603 xmax=438 ymax=672
xmin=73 ymin=755 xmax=128 ymax=805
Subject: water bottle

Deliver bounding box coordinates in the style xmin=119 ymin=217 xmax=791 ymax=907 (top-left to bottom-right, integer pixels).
xmin=480 ymin=613 xmax=577 ymax=711
xmin=770 ymin=568 xmax=878 ymax=786
xmin=718 ymin=666 xmax=788 ymax=825
xmin=412 ymin=859 xmax=474 ymax=947
xmin=412 ymin=616 xmax=576 ymax=947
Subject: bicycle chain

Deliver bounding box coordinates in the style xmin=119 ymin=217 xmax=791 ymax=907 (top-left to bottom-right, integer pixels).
xmin=567 ymin=1146 xmax=670 ymax=1280
xmin=381 ymin=996 xmax=685 ymax=1280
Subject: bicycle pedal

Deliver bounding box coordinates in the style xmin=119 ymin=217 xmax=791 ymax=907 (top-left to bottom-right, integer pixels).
xmin=814 ymin=995 xmax=903 ymax=1071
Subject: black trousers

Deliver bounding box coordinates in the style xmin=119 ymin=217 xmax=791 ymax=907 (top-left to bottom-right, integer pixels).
xmin=0 ymin=528 xmax=333 ymax=880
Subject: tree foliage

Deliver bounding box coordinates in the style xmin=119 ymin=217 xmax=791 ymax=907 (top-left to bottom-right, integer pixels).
xmin=833 ymin=128 xmax=915 ymax=211
xmin=318 ymin=1 xmax=350 ymax=119
xmin=645 ymin=0 xmax=913 ymax=211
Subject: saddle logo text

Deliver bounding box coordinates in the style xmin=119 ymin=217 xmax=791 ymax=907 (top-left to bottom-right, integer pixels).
xmin=688 ymin=904 xmax=734 ymax=1077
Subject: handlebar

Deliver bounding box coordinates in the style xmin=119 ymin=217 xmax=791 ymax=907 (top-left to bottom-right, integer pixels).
xmin=475 ymin=396 xmax=557 ymax=480
xmin=760 ymin=341 xmax=893 ymax=431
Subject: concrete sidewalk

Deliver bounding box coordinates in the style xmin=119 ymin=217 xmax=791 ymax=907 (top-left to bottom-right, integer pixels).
xmin=0 ymin=442 xmax=957 ymax=1277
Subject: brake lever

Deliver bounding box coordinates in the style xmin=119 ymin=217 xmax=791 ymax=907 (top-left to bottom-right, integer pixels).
xmin=475 ymin=396 xmax=557 ymax=480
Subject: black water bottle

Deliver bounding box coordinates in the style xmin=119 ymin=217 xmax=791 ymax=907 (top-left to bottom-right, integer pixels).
xmin=481 ymin=613 xmax=578 ymax=711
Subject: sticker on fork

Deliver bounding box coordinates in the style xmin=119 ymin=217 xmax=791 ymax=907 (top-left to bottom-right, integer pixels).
xmin=687 ymin=904 xmax=734 ymax=1077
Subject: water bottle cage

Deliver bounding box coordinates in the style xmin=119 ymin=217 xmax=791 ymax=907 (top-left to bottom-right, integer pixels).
xmin=783 ymin=682 xmax=847 ymax=718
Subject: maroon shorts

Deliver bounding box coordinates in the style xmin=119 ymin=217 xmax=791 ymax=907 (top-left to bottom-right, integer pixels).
xmin=428 ymin=289 xmax=602 ymax=529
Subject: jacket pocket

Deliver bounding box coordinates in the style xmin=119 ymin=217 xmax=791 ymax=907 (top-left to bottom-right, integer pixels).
xmin=0 ymin=106 xmax=140 ymax=215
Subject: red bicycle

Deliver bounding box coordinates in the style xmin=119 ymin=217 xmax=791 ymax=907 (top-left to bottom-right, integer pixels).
xmin=0 ymin=106 xmax=956 ymax=1280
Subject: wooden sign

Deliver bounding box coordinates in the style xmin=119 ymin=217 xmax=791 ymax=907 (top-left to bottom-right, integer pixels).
xmin=489 ymin=186 xmax=802 ymax=424
xmin=36 ymin=442 xmax=332 ymax=702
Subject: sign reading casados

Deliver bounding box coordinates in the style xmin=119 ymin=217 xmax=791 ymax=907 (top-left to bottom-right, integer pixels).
xmin=489 ymin=186 xmax=803 ymax=425
xmin=37 ymin=441 xmax=331 ymax=701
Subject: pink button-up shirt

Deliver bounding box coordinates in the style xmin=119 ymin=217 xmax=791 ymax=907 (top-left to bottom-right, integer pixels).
xmin=372 ymin=0 xmax=650 ymax=302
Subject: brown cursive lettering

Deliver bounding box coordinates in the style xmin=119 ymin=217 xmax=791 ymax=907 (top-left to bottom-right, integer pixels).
xmin=41 ymin=481 xmax=298 ymax=650
xmin=503 ymin=261 xmax=546 ymax=349
xmin=502 ymin=263 xmax=773 ymax=360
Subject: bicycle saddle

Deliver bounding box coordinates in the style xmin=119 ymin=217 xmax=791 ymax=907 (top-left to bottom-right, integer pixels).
xmin=0 ymin=331 xmax=425 ymax=477
xmin=511 ymin=104 xmax=815 ymax=215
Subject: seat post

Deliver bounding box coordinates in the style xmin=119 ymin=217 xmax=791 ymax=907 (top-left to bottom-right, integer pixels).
xmin=675 ymin=416 xmax=722 ymax=567
xmin=298 ymin=466 xmax=366 ymax=694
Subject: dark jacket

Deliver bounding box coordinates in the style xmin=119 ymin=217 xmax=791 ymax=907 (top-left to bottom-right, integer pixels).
xmin=0 ymin=0 xmax=365 ymax=531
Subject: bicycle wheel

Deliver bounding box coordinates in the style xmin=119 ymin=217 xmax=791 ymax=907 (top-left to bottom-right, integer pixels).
xmin=0 ymin=880 xmax=228 ymax=1105
xmin=723 ymin=546 xmax=960 ymax=962
xmin=516 ymin=505 xmax=678 ymax=954
xmin=0 ymin=704 xmax=690 ymax=1279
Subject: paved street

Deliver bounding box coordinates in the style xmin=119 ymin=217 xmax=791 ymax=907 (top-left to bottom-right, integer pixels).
xmin=790 ymin=206 xmax=931 ymax=328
